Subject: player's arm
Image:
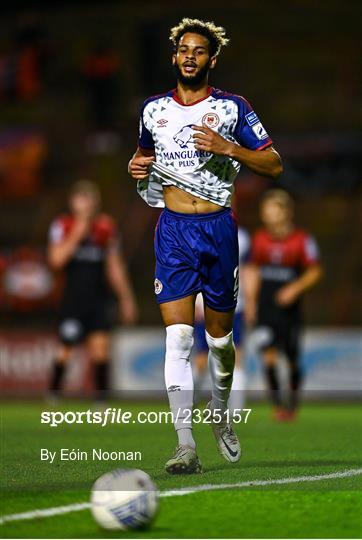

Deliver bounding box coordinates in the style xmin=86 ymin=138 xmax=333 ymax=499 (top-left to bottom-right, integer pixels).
xmin=192 ymin=125 xmax=282 ymax=179
xmin=128 ymin=147 xmax=155 ymax=180
xmin=242 ymin=263 xmax=261 ymax=326
xmin=106 ymin=245 xmax=138 ymax=325
xmin=275 ymin=263 xmax=323 ymax=307
xmin=129 ymin=103 xmax=156 ymax=180
xmin=47 ymin=218 xmax=90 ymax=270
xmin=229 ymin=144 xmax=281 ymax=179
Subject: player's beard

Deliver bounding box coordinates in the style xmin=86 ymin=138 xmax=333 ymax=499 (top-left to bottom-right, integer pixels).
xmin=173 ymin=61 xmax=210 ymax=87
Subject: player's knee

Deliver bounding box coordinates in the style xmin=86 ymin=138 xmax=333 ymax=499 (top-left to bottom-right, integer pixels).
xmin=205 ymin=319 xmax=233 ymax=338
xmin=286 ymin=348 xmax=299 ymax=368
xmin=206 ymin=329 xmax=233 ymax=350
xmin=288 ymin=358 xmax=300 ymax=371
xmin=166 ymin=324 xmax=194 ymax=360
xmin=262 ymin=348 xmax=278 ymax=367
xmin=91 ymin=355 xmax=109 ymax=365
xmin=89 ymin=347 xmax=109 ymax=364
xmin=56 ymin=345 xmax=73 ymax=364
xmin=87 ymin=333 xmax=110 ymax=363
xmin=205 ymin=330 xmax=234 ymax=371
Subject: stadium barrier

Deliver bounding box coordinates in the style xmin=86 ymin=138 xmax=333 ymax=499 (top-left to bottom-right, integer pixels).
xmin=111 ymin=327 xmax=362 ymax=399
xmin=0 ymin=332 xmax=91 ymax=396
xmin=1 ymin=328 xmax=361 ymax=398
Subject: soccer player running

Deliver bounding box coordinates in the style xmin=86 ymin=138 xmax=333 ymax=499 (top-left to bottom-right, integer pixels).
xmin=245 ymin=190 xmax=323 ymax=420
xmin=48 ymin=180 xmax=138 ymax=402
xmin=129 ymin=18 xmax=282 ymax=474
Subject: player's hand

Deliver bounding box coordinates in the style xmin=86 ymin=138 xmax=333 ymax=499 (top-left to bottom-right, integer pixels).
xmin=275 ymin=284 xmax=300 ymax=307
xmin=119 ymin=297 xmax=138 ymax=325
xmin=192 ymin=125 xmax=234 ymax=156
xmin=128 ymin=155 xmax=154 ymax=180
xmin=71 ymin=217 xmax=92 ymax=241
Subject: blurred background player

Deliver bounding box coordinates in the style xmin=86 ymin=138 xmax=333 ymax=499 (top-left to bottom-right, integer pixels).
xmin=246 ymin=189 xmax=323 ymax=420
xmin=193 ymin=226 xmax=251 ymax=413
xmin=47 ymin=180 xmax=138 ymax=402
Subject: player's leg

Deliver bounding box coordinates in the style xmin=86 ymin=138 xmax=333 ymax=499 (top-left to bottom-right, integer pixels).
xmin=204 ymin=305 xmax=235 ymax=415
xmin=49 ymin=344 xmax=73 ymax=398
xmin=86 ymin=331 xmax=111 ymax=403
xmin=255 ymin=317 xmax=285 ymax=417
xmin=154 ymin=210 xmax=203 ymax=473
xmin=229 ymin=312 xmax=246 ymax=413
xmin=204 ymin=306 xmax=241 ymax=462
xmin=261 ymin=344 xmax=286 ymax=420
xmin=284 ymin=322 xmax=302 ymax=418
xmin=49 ymin=316 xmax=84 ymax=398
xmin=200 ymin=208 xmax=240 ymax=461
xmin=159 ymin=296 xmax=201 ymax=474
xmin=201 ymin=210 xmax=239 ymax=417
xmin=159 ymin=296 xmax=195 ymax=447
xmin=85 ymin=301 xmax=113 ymax=402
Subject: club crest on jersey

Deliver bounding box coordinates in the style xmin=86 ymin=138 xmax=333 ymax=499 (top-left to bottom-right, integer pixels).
xmin=154 ymin=278 xmax=163 ymax=294
xmin=202 ymin=113 xmax=219 ymax=128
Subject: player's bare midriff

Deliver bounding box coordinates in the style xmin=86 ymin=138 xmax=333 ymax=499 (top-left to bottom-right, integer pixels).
xmin=163 ymin=185 xmax=223 ymax=214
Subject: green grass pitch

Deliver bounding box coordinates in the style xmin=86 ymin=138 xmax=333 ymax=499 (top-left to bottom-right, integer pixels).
xmin=1 ymin=401 xmax=361 ymax=538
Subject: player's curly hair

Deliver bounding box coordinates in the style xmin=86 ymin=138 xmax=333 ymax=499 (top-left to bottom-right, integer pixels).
xmin=169 ymin=18 xmax=229 ymax=57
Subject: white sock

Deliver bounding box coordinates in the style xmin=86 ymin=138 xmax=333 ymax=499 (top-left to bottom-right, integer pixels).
xmin=206 ymin=330 xmax=235 ymax=417
xmin=177 ymin=428 xmax=196 ymax=448
xmin=164 ymin=324 xmax=195 ymax=449
xmin=229 ymin=366 xmax=246 ymax=413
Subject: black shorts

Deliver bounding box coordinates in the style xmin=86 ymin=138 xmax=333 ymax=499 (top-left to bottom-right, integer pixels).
xmin=256 ymin=308 xmax=301 ymax=362
xmin=58 ymin=300 xmax=111 ymax=346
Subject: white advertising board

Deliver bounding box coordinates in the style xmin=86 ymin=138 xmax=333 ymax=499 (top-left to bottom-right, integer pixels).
xmin=111 ymin=327 xmax=362 ymax=396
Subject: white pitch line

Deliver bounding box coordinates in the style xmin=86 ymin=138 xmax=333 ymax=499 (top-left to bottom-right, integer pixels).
xmin=1 ymin=468 xmax=361 ymax=525
xmin=161 ymin=467 xmax=362 ymax=497
xmin=0 ymin=503 xmax=91 ymax=526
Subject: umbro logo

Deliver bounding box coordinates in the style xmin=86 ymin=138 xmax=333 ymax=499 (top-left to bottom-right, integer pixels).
xmin=157 ymin=118 xmax=168 ymax=127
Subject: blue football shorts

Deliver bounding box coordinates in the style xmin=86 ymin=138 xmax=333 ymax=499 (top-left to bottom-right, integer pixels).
xmin=154 ymin=207 xmax=239 ymax=312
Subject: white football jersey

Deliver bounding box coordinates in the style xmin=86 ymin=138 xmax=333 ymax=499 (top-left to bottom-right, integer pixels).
xmin=137 ymin=87 xmax=273 ymax=208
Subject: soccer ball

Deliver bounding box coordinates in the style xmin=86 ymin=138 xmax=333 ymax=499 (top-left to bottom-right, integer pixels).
xmin=90 ymin=468 xmax=159 ymax=530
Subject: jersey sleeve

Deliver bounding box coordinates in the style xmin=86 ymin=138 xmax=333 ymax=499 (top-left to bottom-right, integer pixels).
xmin=138 ymin=102 xmax=155 ymax=150
xmin=233 ymin=97 xmax=273 ymax=151
xmin=300 ymin=234 xmax=320 ymax=267
xmin=97 ymin=215 xmax=120 ymax=250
